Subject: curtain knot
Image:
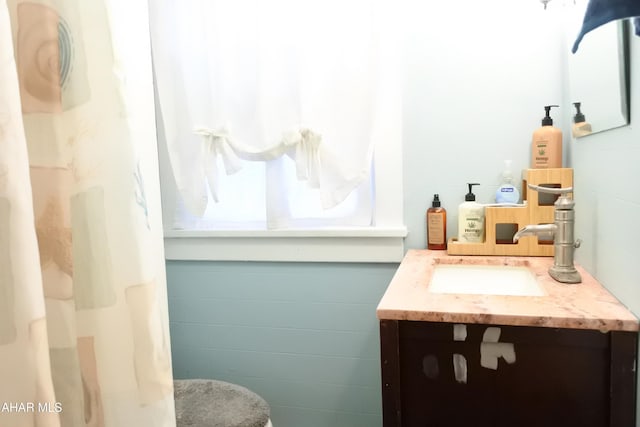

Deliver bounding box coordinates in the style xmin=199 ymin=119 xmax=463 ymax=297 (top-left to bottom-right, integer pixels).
xmin=194 ymin=126 xmax=242 ymax=202
xmin=283 ymin=127 xmax=322 ymax=187
xmin=299 ymin=128 xmax=322 ymax=149
xmin=194 ymin=126 xmax=230 ymax=140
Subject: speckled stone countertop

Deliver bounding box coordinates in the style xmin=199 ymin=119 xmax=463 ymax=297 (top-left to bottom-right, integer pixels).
xmin=376 ymin=250 xmax=639 ymax=332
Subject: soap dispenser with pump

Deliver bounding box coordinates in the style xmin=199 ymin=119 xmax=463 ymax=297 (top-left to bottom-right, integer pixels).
xmin=427 ymin=194 xmax=447 ymax=250
xmin=572 ymin=102 xmax=592 ymax=138
xmin=531 ymin=105 xmax=563 ymax=169
xmin=495 ymin=160 xmax=520 ymax=204
xmin=457 ymin=183 xmax=485 ymax=243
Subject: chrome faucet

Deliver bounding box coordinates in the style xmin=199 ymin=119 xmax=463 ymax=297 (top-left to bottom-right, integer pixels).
xmin=513 ymin=185 xmax=582 ymax=284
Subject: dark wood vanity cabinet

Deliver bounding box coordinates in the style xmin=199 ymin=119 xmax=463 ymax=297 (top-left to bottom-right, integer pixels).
xmin=380 ymin=320 xmax=638 ymax=427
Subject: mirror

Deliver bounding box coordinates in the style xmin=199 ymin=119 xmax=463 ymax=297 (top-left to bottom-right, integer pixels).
xmin=567 ymin=5 xmax=630 ymax=138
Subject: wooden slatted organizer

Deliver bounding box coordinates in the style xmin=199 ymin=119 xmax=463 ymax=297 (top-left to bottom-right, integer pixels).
xmin=447 ymin=168 xmax=573 ymax=256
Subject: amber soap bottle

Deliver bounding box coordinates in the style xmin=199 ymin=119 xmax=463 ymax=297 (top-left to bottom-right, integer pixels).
xmin=427 ymin=194 xmax=447 ymax=250
xmin=531 ymin=105 xmax=563 ymax=168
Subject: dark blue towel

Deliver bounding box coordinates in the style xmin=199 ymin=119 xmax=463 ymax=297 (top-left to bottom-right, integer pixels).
xmin=572 ymin=0 xmax=640 ymax=53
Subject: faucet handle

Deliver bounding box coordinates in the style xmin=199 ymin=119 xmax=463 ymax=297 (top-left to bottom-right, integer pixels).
xmin=527 ymin=184 xmax=573 ymax=195
xmin=528 ymin=183 xmax=575 ymax=209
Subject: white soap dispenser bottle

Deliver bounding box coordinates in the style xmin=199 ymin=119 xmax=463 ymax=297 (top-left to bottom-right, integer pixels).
xmin=458 ymin=183 xmax=485 ymax=243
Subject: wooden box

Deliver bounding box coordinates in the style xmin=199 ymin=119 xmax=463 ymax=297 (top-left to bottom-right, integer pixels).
xmin=447 ymin=168 xmax=573 ymax=257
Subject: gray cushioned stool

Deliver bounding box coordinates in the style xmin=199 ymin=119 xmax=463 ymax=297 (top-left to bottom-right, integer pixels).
xmin=174 ymin=379 xmax=271 ymax=427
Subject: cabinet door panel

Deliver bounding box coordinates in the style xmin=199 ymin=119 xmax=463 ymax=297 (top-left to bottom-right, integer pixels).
xmin=394 ymin=322 xmax=613 ymax=427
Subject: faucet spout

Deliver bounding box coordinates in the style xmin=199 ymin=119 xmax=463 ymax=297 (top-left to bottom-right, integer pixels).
xmin=513 ymin=224 xmax=557 ymax=243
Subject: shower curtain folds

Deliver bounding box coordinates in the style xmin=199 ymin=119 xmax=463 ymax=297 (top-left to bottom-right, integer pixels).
xmin=0 ymin=0 xmax=175 ymax=426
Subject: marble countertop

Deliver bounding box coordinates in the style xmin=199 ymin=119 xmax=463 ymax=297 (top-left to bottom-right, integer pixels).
xmin=376 ymin=250 xmax=639 ymax=332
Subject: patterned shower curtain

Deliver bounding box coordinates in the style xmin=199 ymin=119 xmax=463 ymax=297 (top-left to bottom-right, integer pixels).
xmin=0 ymin=0 xmax=175 ymax=426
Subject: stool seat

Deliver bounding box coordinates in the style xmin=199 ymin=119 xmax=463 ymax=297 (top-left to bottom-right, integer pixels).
xmin=174 ymin=379 xmax=270 ymax=427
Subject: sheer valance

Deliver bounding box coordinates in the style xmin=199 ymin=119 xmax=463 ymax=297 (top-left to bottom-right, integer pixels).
xmin=149 ymin=0 xmax=399 ymax=217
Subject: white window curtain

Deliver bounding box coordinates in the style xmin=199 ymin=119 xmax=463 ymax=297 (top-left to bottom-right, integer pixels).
xmin=149 ymin=0 xmax=400 ymax=229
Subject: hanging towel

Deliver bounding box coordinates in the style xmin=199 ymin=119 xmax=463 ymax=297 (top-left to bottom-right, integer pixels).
xmin=572 ymin=0 xmax=640 ymax=53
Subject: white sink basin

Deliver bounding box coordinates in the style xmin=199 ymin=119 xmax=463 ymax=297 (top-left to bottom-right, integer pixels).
xmin=428 ymin=264 xmax=545 ymax=296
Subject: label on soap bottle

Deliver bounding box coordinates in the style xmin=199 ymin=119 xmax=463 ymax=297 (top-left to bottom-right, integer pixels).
xmin=427 ymin=213 xmax=444 ymax=245
xmin=534 ymin=141 xmax=549 ymax=168
xmin=462 ymin=216 xmax=483 ymax=242
xmin=457 ymin=204 xmax=485 ymax=243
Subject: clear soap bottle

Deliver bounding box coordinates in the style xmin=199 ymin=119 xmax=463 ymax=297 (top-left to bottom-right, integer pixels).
xmin=495 ymin=160 xmax=520 ymax=204
xmin=427 ymin=194 xmax=447 ymax=250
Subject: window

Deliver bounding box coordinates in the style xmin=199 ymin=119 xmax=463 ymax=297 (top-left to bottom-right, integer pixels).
xmin=150 ymin=1 xmax=406 ymax=262
xmin=170 ymin=154 xmax=374 ymax=231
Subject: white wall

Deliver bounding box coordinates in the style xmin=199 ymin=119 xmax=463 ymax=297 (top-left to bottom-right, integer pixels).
xmin=402 ymin=0 xmax=567 ymax=249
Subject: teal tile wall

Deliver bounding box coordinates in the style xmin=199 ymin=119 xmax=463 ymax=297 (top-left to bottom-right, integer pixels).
xmin=166 ymin=261 xmax=398 ymax=427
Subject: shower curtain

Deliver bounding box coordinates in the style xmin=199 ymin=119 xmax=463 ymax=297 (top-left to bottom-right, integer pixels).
xmin=0 ymin=0 xmax=175 ymax=426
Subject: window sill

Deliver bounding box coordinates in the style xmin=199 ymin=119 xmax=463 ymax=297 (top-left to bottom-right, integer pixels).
xmin=163 ymin=227 xmax=408 ymax=262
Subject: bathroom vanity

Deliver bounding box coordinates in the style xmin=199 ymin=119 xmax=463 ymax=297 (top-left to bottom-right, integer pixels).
xmin=377 ymin=250 xmax=639 ymax=427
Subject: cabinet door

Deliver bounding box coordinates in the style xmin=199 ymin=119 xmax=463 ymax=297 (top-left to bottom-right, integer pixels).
xmin=380 ymin=320 xmax=637 ymax=427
